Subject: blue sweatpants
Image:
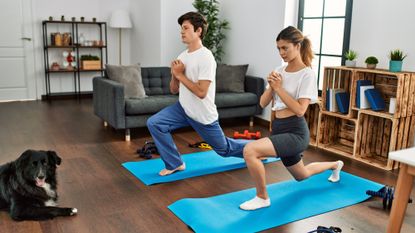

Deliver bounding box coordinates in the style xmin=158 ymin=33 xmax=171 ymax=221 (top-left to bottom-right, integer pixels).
xmin=147 ymin=101 xmax=250 ymax=170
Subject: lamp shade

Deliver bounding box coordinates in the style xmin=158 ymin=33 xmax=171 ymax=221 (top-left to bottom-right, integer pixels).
xmin=109 ymin=10 xmax=132 ymax=28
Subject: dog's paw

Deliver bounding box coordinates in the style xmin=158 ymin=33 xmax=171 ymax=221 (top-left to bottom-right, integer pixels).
xmin=70 ymin=208 xmax=78 ymax=216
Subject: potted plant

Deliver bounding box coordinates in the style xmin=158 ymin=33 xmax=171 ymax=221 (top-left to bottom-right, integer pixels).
xmin=365 ymin=56 xmax=378 ymax=69
xmin=389 ymin=49 xmax=407 ymax=72
xmin=80 ymin=54 xmax=101 ymax=70
xmin=193 ymin=0 xmax=229 ymax=62
xmin=345 ymin=50 xmax=357 ymax=67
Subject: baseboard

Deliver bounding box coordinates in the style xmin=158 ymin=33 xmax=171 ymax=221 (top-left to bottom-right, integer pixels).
xmin=41 ymin=92 xmax=93 ymax=100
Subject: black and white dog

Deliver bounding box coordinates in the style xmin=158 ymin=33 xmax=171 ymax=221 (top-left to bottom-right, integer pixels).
xmin=0 ymin=150 xmax=77 ymax=221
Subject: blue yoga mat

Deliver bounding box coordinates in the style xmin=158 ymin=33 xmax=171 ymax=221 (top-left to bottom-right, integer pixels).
xmin=122 ymin=150 xmax=279 ymax=185
xmin=169 ymin=171 xmax=383 ymax=233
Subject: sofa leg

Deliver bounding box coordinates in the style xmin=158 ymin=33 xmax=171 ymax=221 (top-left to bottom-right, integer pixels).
xmin=104 ymin=121 xmax=108 ymax=127
xmin=125 ymin=129 xmax=131 ymax=141
xmin=249 ymin=117 xmax=254 ymax=127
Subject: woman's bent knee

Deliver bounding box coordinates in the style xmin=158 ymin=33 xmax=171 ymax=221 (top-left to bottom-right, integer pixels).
xmin=243 ymin=143 xmax=258 ymax=160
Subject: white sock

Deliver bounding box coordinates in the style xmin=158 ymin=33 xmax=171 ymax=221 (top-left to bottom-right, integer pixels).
xmin=328 ymin=160 xmax=344 ymax=182
xmin=239 ymin=196 xmax=270 ymax=210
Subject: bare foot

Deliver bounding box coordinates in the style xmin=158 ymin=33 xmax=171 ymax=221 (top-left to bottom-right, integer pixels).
xmin=159 ymin=163 xmax=186 ymax=176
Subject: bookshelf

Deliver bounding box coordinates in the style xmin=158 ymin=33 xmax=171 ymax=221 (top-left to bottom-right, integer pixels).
xmin=42 ymin=20 xmax=108 ymax=99
xmin=313 ymin=66 xmax=415 ymax=170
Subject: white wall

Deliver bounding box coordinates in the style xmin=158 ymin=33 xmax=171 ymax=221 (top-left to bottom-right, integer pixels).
xmin=130 ymin=0 xmax=161 ymax=66
xmin=220 ymin=0 xmax=288 ymax=120
xmin=350 ymin=0 xmax=415 ymax=72
xmin=32 ymin=0 xmax=130 ymax=97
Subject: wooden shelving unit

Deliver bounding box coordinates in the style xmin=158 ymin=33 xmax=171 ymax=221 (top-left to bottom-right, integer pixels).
xmin=309 ymin=66 xmax=415 ymax=170
xmin=304 ymin=102 xmax=320 ymax=147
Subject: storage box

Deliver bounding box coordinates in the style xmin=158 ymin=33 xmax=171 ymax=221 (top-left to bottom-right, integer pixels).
xmin=82 ymin=60 xmax=101 ymax=70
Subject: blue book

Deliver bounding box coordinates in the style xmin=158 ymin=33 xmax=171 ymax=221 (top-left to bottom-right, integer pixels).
xmin=365 ymin=89 xmax=385 ymax=111
xmin=326 ymin=89 xmax=330 ymax=111
xmin=356 ymin=80 xmax=372 ymax=108
xmin=336 ymin=92 xmax=350 ymax=114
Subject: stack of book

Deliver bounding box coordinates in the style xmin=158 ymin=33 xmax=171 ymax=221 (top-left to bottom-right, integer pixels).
xmin=356 ymin=80 xmax=385 ymax=111
xmin=326 ymin=88 xmax=349 ymax=114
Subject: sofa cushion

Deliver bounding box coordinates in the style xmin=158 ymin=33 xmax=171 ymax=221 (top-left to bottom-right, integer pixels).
xmin=106 ymin=64 xmax=146 ymax=98
xmin=215 ymin=92 xmax=258 ymax=108
xmin=125 ymin=95 xmax=178 ymax=115
xmin=216 ymin=64 xmax=248 ymax=93
xmin=141 ymin=67 xmax=171 ymax=95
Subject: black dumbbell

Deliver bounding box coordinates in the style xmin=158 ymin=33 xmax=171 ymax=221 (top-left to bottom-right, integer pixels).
xmin=366 ymin=186 xmax=413 ymax=210
xmin=307 ymin=226 xmax=342 ymax=233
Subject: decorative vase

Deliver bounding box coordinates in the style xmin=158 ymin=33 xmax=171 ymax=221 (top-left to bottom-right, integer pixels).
xmin=389 ymin=60 xmax=402 ymax=72
xmin=79 ymin=33 xmax=85 ymax=46
xmin=345 ymin=60 xmax=356 ymax=67
xmin=366 ymin=64 xmax=376 ymax=69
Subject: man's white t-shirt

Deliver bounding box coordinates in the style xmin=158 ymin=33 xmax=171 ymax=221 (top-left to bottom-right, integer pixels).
xmin=269 ymin=65 xmax=318 ymax=111
xmin=177 ymin=46 xmax=218 ymax=124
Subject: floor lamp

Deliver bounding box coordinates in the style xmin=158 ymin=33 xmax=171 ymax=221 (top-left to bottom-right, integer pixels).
xmin=109 ymin=10 xmax=132 ymax=65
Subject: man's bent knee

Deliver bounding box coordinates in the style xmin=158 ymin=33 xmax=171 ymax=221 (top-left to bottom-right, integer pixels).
xmin=146 ymin=116 xmax=156 ymax=128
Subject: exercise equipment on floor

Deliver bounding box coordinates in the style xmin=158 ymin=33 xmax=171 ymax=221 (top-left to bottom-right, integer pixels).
xmin=123 ymin=150 xmax=279 ymax=185
xmin=366 ymin=185 xmax=413 ymax=210
xmin=307 ymin=226 xmax=342 ymax=233
xmin=188 ymin=141 xmax=212 ymax=149
xmin=233 ymin=130 xmax=261 ymax=139
xmin=168 ymin=171 xmax=383 ymax=233
xmin=137 ymin=141 xmax=159 ymax=159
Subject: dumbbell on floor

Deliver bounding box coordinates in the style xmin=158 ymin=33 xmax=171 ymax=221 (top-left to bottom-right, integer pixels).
xmin=366 ymin=186 xmax=413 ymax=210
xmin=233 ymin=130 xmax=261 ymax=139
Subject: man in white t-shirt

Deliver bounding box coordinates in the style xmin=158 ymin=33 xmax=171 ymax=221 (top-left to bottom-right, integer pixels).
xmin=147 ymin=12 xmax=248 ymax=176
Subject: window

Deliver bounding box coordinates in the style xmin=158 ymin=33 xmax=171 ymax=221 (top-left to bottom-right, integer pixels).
xmin=298 ymin=0 xmax=353 ymax=91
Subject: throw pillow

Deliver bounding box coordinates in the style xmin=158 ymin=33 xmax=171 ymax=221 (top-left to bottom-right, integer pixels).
xmin=106 ymin=63 xmax=146 ymax=98
xmin=216 ymin=64 xmax=248 ymax=93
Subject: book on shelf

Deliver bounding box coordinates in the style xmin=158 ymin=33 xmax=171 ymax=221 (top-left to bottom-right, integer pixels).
xmin=335 ymin=92 xmax=350 ymax=114
xmin=365 ymin=89 xmax=385 ymax=111
xmin=327 ymin=88 xmax=345 ymax=112
xmin=356 ymin=80 xmax=372 ymax=108
xmin=359 ymin=85 xmax=375 ymax=109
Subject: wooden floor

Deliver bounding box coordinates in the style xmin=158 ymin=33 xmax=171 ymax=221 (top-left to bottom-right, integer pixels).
xmin=0 ymin=99 xmax=414 ymax=233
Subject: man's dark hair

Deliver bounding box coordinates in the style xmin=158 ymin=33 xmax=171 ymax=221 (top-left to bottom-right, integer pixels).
xmin=178 ymin=12 xmax=207 ymax=39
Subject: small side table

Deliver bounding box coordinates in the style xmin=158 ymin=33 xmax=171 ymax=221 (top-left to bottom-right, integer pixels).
xmin=387 ymin=147 xmax=415 ymax=233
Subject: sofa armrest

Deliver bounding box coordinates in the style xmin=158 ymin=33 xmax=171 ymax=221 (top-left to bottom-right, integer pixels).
xmin=245 ymin=75 xmax=265 ymax=114
xmin=93 ymin=77 xmax=126 ymax=129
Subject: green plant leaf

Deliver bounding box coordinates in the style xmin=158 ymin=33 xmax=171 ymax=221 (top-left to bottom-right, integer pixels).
xmin=193 ymin=0 xmax=229 ymax=62
xmin=389 ymin=49 xmax=407 ymax=61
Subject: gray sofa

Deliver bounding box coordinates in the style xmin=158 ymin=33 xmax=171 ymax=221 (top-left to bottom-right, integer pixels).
xmin=93 ymin=67 xmax=264 ymax=140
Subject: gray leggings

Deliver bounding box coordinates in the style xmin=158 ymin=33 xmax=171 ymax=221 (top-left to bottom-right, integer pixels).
xmin=269 ymin=115 xmax=310 ymax=167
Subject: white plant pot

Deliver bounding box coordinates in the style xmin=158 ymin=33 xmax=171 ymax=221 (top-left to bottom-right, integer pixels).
xmin=345 ymin=60 xmax=356 ymax=67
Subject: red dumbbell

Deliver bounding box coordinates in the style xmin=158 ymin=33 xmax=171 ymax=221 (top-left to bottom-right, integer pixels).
xmin=246 ymin=131 xmax=261 ymax=139
xmin=233 ymin=130 xmax=261 ymax=139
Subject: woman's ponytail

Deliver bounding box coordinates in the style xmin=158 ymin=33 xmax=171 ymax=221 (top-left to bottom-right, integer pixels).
xmin=300 ymin=37 xmax=313 ymax=67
